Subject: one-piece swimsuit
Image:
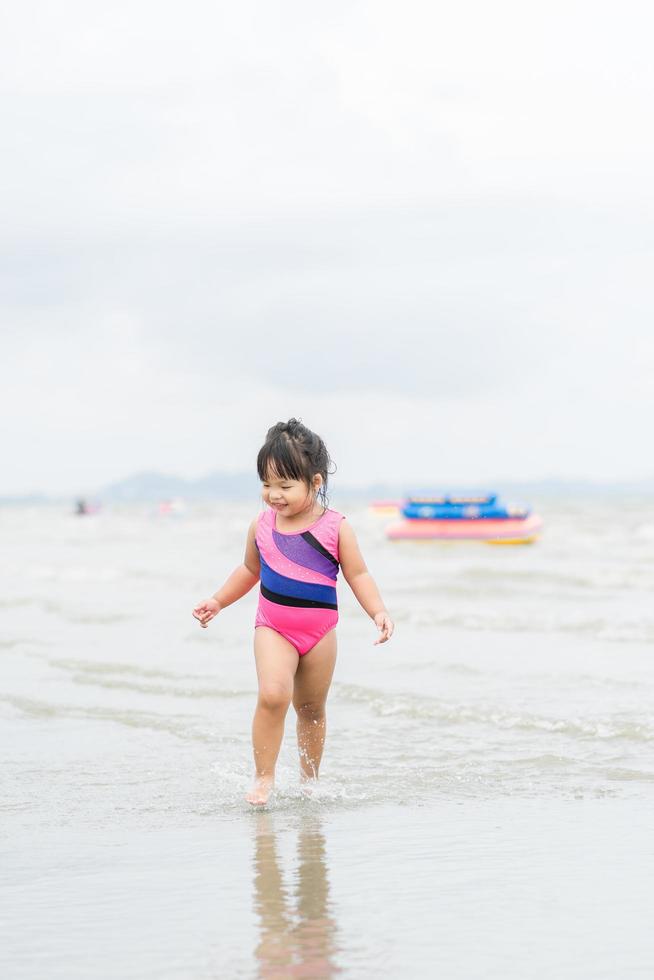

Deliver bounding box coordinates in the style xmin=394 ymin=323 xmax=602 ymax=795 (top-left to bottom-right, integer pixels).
xmin=254 ymin=507 xmax=345 ymax=655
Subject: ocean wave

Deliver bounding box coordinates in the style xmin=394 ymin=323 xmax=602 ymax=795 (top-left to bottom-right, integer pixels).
xmin=38 ymin=656 xmax=253 ymax=702
xmin=49 ymin=657 xmax=218 ymax=682
xmin=0 ymin=597 xmax=34 ymax=609
xmin=0 ymin=597 xmax=137 ymax=623
xmin=51 ymin=607 xmax=135 ymax=625
xmin=0 ymin=693 xmax=245 ymax=745
xmin=400 ymin=607 xmax=654 ymax=643
xmin=334 ymin=683 xmax=654 ymax=742
xmin=459 ymin=564 xmax=654 ymax=592
xmin=70 ymin=674 xmax=253 ymax=700
xmin=603 ymin=767 xmax=654 ymax=782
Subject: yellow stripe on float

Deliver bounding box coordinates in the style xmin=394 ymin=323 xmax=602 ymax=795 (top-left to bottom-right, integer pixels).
xmin=484 ymin=535 xmax=539 ymax=545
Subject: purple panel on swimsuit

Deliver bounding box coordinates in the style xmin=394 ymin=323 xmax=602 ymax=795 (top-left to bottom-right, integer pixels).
xmin=272 ymin=530 xmax=338 ymax=580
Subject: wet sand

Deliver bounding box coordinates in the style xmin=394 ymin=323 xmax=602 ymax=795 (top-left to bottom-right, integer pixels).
xmin=3 ymin=801 xmax=652 ymax=978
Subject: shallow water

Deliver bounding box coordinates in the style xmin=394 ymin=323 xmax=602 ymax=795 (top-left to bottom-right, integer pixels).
xmin=2 ymin=499 xmax=654 ymax=977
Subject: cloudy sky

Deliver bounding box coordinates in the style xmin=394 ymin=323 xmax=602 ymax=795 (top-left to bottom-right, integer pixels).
xmin=2 ymin=0 xmax=653 ymax=494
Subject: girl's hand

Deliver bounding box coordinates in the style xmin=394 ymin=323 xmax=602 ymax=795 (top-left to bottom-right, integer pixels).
xmin=373 ymin=611 xmax=394 ymax=645
xmin=192 ymin=598 xmax=221 ymax=628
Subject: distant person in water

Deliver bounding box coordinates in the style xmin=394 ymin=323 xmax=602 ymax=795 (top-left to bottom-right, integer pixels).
xmin=192 ymin=419 xmax=394 ymax=806
xmin=75 ymin=499 xmax=98 ymax=515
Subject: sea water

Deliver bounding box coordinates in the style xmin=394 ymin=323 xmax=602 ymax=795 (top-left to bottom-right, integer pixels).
xmin=2 ymin=499 xmax=653 ymax=978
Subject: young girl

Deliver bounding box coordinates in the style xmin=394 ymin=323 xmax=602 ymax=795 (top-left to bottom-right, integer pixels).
xmin=192 ymin=419 xmax=394 ymax=806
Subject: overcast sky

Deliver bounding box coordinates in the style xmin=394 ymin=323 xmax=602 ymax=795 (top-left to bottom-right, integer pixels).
xmin=2 ymin=1 xmax=653 ymax=494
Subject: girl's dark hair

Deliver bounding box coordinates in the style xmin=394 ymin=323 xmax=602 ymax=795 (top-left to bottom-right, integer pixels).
xmin=257 ymin=419 xmax=335 ymax=507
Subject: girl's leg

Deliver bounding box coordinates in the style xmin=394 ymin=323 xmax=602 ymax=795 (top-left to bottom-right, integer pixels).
xmin=248 ymin=627 xmax=299 ymax=805
xmin=292 ymin=630 xmax=337 ymax=781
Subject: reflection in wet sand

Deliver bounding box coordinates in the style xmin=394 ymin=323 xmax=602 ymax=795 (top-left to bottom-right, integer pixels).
xmin=252 ymin=813 xmax=340 ymax=978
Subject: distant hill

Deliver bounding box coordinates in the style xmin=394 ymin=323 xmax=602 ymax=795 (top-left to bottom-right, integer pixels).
xmin=2 ymin=472 xmax=652 ymax=505
xmin=0 ymin=493 xmax=50 ymax=505
xmin=98 ymin=470 xmax=260 ymax=502
xmin=96 ymin=471 xmax=654 ymax=503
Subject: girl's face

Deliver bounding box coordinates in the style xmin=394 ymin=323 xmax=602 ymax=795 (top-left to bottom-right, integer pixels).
xmin=261 ymin=471 xmax=322 ymax=518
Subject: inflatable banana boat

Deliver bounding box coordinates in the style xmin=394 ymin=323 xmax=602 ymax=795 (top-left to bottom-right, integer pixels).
xmin=386 ymin=495 xmax=542 ymax=544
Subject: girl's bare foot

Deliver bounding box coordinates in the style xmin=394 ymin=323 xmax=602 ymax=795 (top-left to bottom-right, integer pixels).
xmin=300 ymin=769 xmax=319 ymax=796
xmin=246 ymin=774 xmax=274 ymax=806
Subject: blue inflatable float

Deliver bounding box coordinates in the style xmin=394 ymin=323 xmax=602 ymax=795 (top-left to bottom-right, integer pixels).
xmin=401 ymin=494 xmax=530 ymax=521
xmin=387 ymin=494 xmax=542 ymax=543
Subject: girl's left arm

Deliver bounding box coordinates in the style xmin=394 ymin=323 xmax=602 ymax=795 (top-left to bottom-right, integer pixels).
xmin=339 ymin=521 xmax=394 ymax=644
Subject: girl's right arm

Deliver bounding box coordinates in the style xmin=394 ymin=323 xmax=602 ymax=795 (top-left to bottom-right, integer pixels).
xmin=192 ymin=518 xmax=260 ymax=628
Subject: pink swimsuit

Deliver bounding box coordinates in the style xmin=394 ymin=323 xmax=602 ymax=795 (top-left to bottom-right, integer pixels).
xmin=255 ymin=507 xmax=345 ymax=655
